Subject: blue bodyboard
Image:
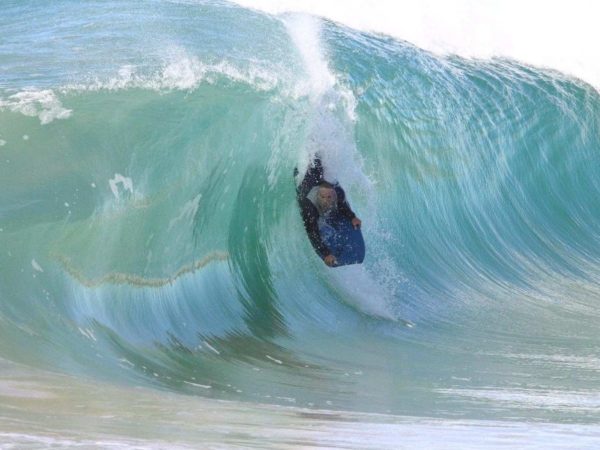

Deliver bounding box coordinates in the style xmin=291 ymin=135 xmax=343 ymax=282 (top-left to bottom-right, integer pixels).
xmin=320 ymin=217 xmax=365 ymax=267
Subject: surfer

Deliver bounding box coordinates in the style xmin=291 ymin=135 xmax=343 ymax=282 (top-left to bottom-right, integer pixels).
xmin=295 ymin=157 xmax=362 ymax=267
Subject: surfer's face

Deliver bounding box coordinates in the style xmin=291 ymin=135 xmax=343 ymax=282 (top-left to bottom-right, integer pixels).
xmin=317 ymin=187 xmax=336 ymax=210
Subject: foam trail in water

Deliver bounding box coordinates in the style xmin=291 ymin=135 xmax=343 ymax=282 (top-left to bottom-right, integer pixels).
xmin=328 ymin=265 xmax=397 ymax=321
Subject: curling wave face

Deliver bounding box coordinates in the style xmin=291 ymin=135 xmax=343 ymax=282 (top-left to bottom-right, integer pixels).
xmin=1 ymin=0 xmax=600 ymax=422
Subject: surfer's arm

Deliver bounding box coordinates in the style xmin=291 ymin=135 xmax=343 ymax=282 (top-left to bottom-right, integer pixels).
xmin=335 ymin=187 xmax=356 ymax=220
xmin=296 ymin=158 xmax=324 ymax=199
xmin=335 ymin=186 xmax=362 ymax=229
xmin=298 ymin=197 xmax=331 ymax=259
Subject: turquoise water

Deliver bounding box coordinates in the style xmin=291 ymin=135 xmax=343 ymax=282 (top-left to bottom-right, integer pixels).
xmin=1 ymin=1 xmax=600 ymax=447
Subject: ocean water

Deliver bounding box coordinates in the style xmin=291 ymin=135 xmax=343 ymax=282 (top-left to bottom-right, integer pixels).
xmin=1 ymin=1 xmax=600 ymax=448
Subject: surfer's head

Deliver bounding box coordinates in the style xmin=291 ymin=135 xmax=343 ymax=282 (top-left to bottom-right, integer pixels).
xmin=316 ymin=182 xmax=337 ymax=214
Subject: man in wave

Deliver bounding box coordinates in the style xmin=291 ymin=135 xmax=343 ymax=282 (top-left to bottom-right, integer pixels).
xmin=295 ymin=157 xmax=362 ymax=267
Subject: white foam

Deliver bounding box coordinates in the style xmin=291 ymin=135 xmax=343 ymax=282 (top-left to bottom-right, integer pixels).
xmin=183 ymin=381 xmax=212 ymax=389
xmin=168 ymin=194 xmax=202 ymax=231
xmin=266 ymin=355 xmax=283 ymax=364
xmin=233 ymin=0 xmax=600 ymax=90
xmin=108 ymin=173 xmax=134 ymax=200
xmin=283 ymin=14 xmax=336 ymax=99
xmin=160 ymin=52 xmax=207 ymax=90
xmin=31 ymin=259 xmax=44 ymax=273
xmin=329 ymin=264 xmax=397 ymax=321
xmin=203 ymin=341 xmax=220 ymax=355
xmin=284 ymin=14 xmax=371 ymax=197
xmin=64 ymin=51 xmax=280 ymax=93
xmin=159 ymin=55 xmax=280 ymax=91
xmin=0 ymin=89 xmax=72 ymax=124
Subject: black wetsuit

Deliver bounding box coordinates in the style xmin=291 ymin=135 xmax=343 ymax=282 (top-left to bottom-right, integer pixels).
xmin=296 ymin=158 xmax=357 ymax=259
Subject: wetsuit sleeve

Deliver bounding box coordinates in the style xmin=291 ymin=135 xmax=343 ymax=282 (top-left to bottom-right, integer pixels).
xmin=335 ymin=186 xmax=357 ymax=220
xmin=296 ymin=158 xmax=331 ymax=259
xmin=298 ymin=197 xmax=330 ymax=258
xmin=297 ymin=158 xmax=324 ymax=198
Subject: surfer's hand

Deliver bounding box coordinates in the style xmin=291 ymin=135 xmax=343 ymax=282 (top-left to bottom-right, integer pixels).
xmin=352 ymin=217 xmax=362 ymax=229
xmin=324 ymin=254 xmax=337 ymax=267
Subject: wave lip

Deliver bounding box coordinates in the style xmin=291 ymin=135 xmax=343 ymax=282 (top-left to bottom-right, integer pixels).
xmin=233 ymin=0 xmax=600 ymax=90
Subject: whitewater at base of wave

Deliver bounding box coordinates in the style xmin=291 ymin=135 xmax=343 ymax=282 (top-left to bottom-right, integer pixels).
xmin=2 ymin=359 xmax=599 ymax=450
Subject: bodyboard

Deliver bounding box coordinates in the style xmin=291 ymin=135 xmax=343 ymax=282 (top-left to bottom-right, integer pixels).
xmin=320 ymin=217 xmax=365 ymax=267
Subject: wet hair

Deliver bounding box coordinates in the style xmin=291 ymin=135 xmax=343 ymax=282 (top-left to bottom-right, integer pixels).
xmin=317 ymin=181 xmax=335 ymax=190
xmin=315 ymin=181 xmax=338 ymax=214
